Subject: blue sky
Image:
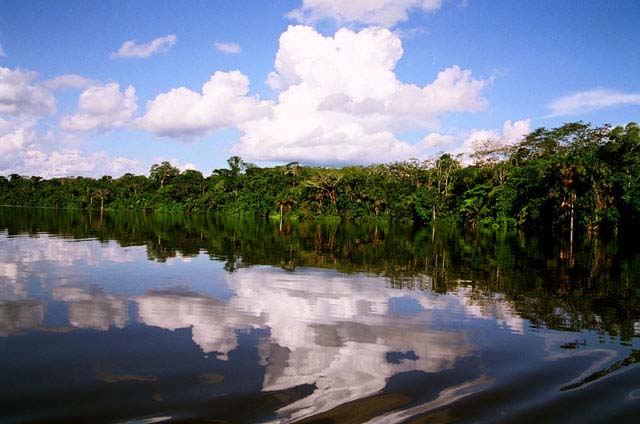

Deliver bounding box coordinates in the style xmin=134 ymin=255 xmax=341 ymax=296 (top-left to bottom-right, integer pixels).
xmin=1 ymin=0 xmax=639 ymax=177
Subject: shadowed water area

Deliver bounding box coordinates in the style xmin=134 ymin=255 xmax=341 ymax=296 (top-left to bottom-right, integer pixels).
xmin=0 ymin=207 xmax=639 ymax=423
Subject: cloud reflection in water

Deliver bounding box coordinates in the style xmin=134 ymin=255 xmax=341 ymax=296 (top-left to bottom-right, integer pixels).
xmin=135 ymin=267 xmax=487 ymax=420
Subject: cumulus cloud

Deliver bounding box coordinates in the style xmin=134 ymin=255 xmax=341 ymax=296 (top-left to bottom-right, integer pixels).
xmin=0 ymin=66 xmax=141 ymax=177
xmin=129 ymin=26 xmax=486 ymax=165
xmin=287 ymin=0 xmax=443 ymax=27
xmin=0 ymin=120 xmax=141 ymax=178
xmin=110 ymin=34 xmax=176 ymax=59
xmin=138 ymin=70 xmax=272 ymax=139
xmin=416 ymin=132 xmax=457 ymax=150
xmin=0 ymin=67 xmax=56 ymax=116
xmin=60 ymin=83 xmax=138 ymax=132
xmin=501 ymin=118 xmax=531 ymax=145
xmin=548 ymin=89 xmax=640 ymax=116
xmin=214 ymin=41 xmax=241 ymax=54
xmin=41 ymin=74 xmax=94 ymax=91
xmin=411 ymin=119 xmax=531 ymax=162
xmin=465 ymin=128 xmax=500 ymax=146
xmin=233 ymin=25 xmax=486 ymax=164
xmin=15 ymin=149 xmax=141 ymax=178
xmin=454 ymin=118 xmax=531 ymax=162
xmin=0 ymin=120 xmax=37 ymax=159
xmin=150 ymin=157 xmax=199 ymax=172
xmin=179 ymin=162 xmax=198 ymax=172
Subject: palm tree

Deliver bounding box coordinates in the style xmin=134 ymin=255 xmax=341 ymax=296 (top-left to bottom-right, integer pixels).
xmin=91 ymin=188 xmax=110 ymax=213
xmin=276 ymin=194 xmax=297 ymax=231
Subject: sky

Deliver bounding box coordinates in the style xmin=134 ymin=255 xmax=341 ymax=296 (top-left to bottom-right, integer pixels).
xmin=1 ymin=0 xmax=639 ymax=177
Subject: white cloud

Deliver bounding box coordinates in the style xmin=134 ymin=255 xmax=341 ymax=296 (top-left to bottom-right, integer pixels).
xmin=0 ymin=67 xmax=141 ymax=177
xmin=132 ymin=26 xmax=486 ymax=165
xmin=214 ymin=41 xmax=241 ymax=54
xmin=287 ymin=0 xmax=443 ymax=27
xmin=0 ymin=43 xmax=6 ymax=57
xmin=150 ymin=157 xmax=199 ymax=172
xmin=41 ymin=74 xmax=94 ymax=91
xmin=454 ymin=118 xmax=531 ymax=163
xmin=462 ymin=119 xmax=531 ymax=151
xmin=0 ymin=120 xmax=142 ymax=178
xmin=393 ymin=26 xmax=427 ymax=39
xmin=233 ymin=25 xmax=486 ymax=164
xmin=110 ymin=34 xmax=176 ymax=59
xmin=412 ymin=119 xmax=531 ymax=163
xmin=501 ymin=119 xmax=531 ymax=145
xmin=417 ymin=132 xmax=457 ymax=150
xmin=0 ymin=120 xmax=37 ymax=159
xmin=60 ymin=83 xmax=138 ymax=132
xmin=180 ymin=162 xmax=198 ymax=171
xmin=0 ymin=67 xmax=56 ymax=116
xmin=15 ymin=149 xmax=141 ymax=178
xmin=548 ymin=89 xmax=640 ymax=116
xmin=138 ymin=70 xmax=272 ymax=139
xmin=463 ymin=128 xmax=500 ymax=147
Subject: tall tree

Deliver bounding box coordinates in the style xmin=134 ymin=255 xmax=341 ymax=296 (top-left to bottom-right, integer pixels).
xmin=149 ymin=161 xmax=180 ymax=188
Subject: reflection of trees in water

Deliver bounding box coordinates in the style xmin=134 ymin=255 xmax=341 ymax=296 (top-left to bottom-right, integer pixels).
xmin=1 ymin=207 xmax=639 ymax=339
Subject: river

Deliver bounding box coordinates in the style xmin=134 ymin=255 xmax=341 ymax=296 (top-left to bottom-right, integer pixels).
xmin=0 ymin=207 xmax=639 ymax=423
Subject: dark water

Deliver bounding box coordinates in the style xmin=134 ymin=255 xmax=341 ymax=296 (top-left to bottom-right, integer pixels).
xmin=0 ymin=207 xmax=639 ymax=423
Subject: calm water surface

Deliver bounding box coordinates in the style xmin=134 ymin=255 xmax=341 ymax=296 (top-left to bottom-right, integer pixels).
xmin=0 ymin=208 xmax=639 ymax=423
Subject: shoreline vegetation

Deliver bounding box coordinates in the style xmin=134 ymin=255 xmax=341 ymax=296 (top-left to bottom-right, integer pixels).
xmin=1 ymin=121 xmax=639 ymax=235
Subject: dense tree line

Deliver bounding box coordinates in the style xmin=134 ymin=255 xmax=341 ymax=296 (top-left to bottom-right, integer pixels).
xmin=1 ymin=122 xmax=639 ymax=234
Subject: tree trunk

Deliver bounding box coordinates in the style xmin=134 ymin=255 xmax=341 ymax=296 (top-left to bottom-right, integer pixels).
xmin=570 ymin=202 xmax=574 ymax=245
xmin=569 ymin=193 xmax=576 ymax=260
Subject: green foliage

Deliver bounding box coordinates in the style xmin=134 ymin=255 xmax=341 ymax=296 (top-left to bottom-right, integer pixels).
xmin=149 ymin=161 xmax=180 ymax=188
xmin=2 ymin=121 xmax=640 ymax=236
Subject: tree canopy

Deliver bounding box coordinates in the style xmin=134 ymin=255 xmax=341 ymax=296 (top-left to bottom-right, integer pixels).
xmin=1 ymin=121 xmax=639 ymax=236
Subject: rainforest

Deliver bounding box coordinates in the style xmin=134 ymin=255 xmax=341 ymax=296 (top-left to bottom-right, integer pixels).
xmin=2 ymin=122 xmax=639 ymax=235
